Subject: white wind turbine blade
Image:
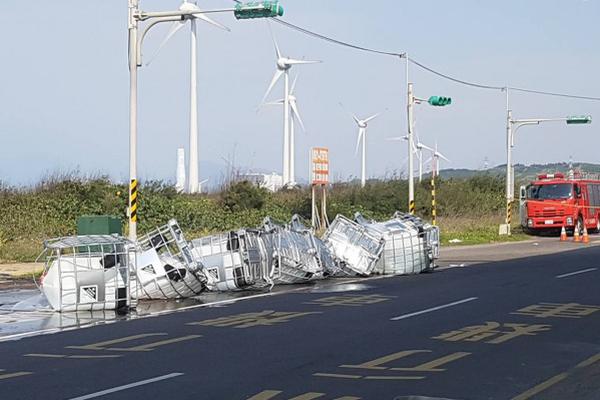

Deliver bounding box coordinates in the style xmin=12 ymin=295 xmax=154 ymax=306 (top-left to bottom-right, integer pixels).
xmin=436 ymin=151 xmax=450 ymax=162
xmin=261 ymin=69 xmax=284 ymax=104
xmin=290 ymin=100 xmax=306 ymax=132
xmin=338 ymin=102 xmax=361 ymax=125
xmin=355 ymin=128 xmax=364 ymax=155
xmin=290 ymin=74 xmax=299 ymax=95
xmin=286 ymin=58 xmax=322 ymax=65
xmin=193 ymin=13 xmax=230 ymax=31
xmin=364 ymin=112 xmax=381 ymax=124
xmin=267 ymin=22 xmax=282 ymax=59
xmin=419 ymin=142 xmax=435 ymax=153
xmin=146 ymin=20 xmax=186 ymax=65
xmin=386 ymin=136 xmax=407 ymax=141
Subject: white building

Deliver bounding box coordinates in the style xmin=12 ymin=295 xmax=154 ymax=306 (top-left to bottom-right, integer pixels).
xmin=238 ymin=173 xmax=284 ymax=192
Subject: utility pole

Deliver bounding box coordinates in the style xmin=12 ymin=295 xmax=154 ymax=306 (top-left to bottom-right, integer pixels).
xmin=407 ymin=83 xmax=415 ymax=214
xmin=128 ymin=0 xmax=139 ymax=241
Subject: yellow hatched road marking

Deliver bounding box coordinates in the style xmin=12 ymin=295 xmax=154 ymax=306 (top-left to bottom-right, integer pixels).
xmin=109 ymin=335 xmax=201 ymax=352
xmin=511 ymin=352 xmax=600 ymax=400
xmin=66 ymin=333 xmax=166 ymax=351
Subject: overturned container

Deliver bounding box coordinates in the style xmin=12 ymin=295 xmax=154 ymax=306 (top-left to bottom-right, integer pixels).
xmin=38 ymin=235 xmax=137 ymax=312
xmin=322 ymin=215 xmax=385 ymax=276
xmin=262 ymin=217 xmax=325 ymax=284
xmin=189 ymin=229 xmax=273 ymax=291
xmin=135 ymin=219 xmax=212 ymax=299
xmin=355 ymin=212 xmax=439 ymax=275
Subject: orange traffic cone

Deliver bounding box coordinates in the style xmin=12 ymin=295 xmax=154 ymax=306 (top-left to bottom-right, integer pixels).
xmin=560 ymin=226 xmax=567 ymax=241
xmin=574 ymin=226 xmax=581 ymax=242
xmin=583 ymin=226 xmax=590 ymax=244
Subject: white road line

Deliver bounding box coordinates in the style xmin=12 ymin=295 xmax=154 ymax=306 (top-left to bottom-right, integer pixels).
xmin=556 ymin=268 xmax=598 ymax=279
xmin=390 ymin=297 xmax=478 ymax=321
xmin=67 ymin=373 xmax=184 ymax=400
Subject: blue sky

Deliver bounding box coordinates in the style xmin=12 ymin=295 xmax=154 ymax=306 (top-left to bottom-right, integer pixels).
xmin=0 ymin=0 xmax=598 ymax=186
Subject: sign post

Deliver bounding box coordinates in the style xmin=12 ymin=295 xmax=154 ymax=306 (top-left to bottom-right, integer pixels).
xmin=310 ymin=147 xmax=329 ymax=230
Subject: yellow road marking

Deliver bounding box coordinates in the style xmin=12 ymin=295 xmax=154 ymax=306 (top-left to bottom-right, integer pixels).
xmin=363 ymin=375 xmax=424 ymax=380
xmin=25 ymin=353 xmax=121 ymax=359
xmin=576 ymin=353 xmax=600 ymax=368
xmin=511 ymin=352 xmax=600 ymax=400
xmin=341 ymin=350 xmax=428 ymax=370
xmin=391 ymin=352 xmax=471 ymax=372
xmin=313 ymin=373 xmax=362 ymax=379
xmin=511 ymin=373 xmax=568 ymax=400
xmin=0 ymin=371 xmax=32 ymax=380
xmin=109 ymin=335 xmax=201 ymax=352
xmin=25 ymin=353 xmax=65 ymax=358
xmin=66 ymin=333 xmax=167 ymax=351
xmin=247 ymin=391 xmax=282 ymax=400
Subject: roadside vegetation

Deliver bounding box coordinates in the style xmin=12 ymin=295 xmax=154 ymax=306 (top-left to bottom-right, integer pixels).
xmin=0 ymin=174 xmax=527 ymax=263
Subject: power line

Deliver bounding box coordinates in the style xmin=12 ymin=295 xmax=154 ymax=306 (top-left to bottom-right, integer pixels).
xmin=266 ymin=17 xmax=600 ymax=101
xmin=270 ymin=18 xmax=404 ymax=58
xmin=407 ymin=57 xmax=504 ymax=91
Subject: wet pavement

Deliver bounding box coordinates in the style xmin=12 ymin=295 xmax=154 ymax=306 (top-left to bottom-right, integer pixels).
xmin=0 ymin=278 xmax=375 ymax=341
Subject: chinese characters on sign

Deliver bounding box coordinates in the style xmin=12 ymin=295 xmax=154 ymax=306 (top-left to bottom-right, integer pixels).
xmin=311 ymin=147 xmax=329 ymax=185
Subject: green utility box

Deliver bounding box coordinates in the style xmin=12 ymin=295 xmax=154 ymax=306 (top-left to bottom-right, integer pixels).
xmin=77 ymin=216 xmax=122 ymax=236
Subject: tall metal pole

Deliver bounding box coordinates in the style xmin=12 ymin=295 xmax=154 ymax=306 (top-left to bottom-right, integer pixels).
xmin=361 ymin=130 xmax=366 ymax=187
xmin=407 ymin=82 xmax=415 ymax=214
xmin=505 ymin=89 xmax=513 ymax=235
xmin=289 ymin=110 xmax=295 ymax=185
xmin=128 ymin=0 xmax=139 ymax=241
xmin=188 ymin=19 xmax=199 ymax=194
xmin=283 ymin=71 xmax=290 ymax=186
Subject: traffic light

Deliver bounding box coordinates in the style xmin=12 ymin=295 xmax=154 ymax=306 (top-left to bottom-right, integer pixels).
xmin=566 ymin=115 xmax=592 ymax=125
xmin=428 ymin=96 xmax=452 ymax=106
xmin=234 ymin=1 xmax=284 ymax=19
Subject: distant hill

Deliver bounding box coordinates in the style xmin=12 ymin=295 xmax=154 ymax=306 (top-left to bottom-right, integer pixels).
xmin=437 ymin=162 xmax=600 ymax=183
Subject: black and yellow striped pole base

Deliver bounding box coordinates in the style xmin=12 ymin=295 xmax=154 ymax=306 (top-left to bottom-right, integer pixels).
xmin=431 ymin=177 xmax=437 ymax=226
xmin=129 ymin=179 xmax=138 ymax=223
xmin=409 ymin=200 xmax=416 ymax=215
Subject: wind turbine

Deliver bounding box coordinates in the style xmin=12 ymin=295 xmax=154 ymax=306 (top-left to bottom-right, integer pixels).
xmin=262 ymin=31 xmax=320 ymax=187
xmin=148 ymin=0 xmax=229 ymax=194
xmin=262 ymin=75 xmax=306 ymax=185
xmin=425 ymin=142 xmax=450 ymax=178
xmin=414 ymin=139 xmax=434 ymax=182
xmin=347 ymin=109 xmax=381 ymax=188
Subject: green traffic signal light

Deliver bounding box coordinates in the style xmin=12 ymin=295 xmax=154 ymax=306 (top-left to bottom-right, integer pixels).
xmin=234 ymin=1 xmax=284 ymax=20
xmin=566 ymin=115 xmax=592 ymax=125
xmin=428 ymin=96 xmax=452 ymax=107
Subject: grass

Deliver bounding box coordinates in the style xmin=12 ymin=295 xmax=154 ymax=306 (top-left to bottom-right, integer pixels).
xmin=439 ymin=214 xmax=530 ymax=246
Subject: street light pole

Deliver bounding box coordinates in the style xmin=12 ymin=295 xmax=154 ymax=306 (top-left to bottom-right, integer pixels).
xmin=128 ymin=0 xmax=139 ymax=241
xmin=407 ymin=83 xmax=415 ymax=214
xmin=125 ymin=0 xmax=284 ymax=240
xmin=499 ymin=111 xmax=592 ymax=235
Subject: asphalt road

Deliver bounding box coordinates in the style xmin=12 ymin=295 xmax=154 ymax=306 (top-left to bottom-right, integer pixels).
xmin=1 ymin=246 xmax=600 ymax=400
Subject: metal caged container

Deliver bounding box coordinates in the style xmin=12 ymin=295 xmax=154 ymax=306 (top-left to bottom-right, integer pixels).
xmin=355 ymin=213 xmax=438 ymax=275
xmin=38 ymin=235 xmax=137 ymax=312
xmin=190 ymin=229 xmax=273 ymax=291
xmin=322 ymin=215 xmax=385 ymax=276
xmin=262 ymin=217 xmax=325 ymax=284
xmin=135 ymin=219 xmax=211 ymax=299
xmin=392 ymin=211 xmax=440 ymax=263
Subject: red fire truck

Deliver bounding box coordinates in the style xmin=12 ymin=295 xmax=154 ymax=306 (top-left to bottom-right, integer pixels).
xmin=520 ymin=173 xmax=600 ymax=234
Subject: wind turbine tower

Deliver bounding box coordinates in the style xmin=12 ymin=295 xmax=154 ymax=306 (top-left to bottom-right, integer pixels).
xmin=176 ymin=148 xmax=186 ymax=193
xmin=262 ymin=32 xmax=320 ymax=186
xmin=147 ymin=0 xmax=229 ymax=193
